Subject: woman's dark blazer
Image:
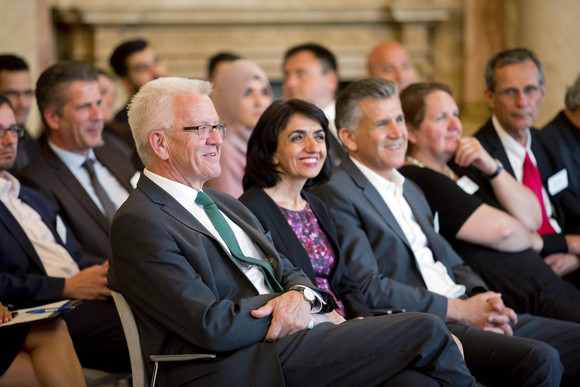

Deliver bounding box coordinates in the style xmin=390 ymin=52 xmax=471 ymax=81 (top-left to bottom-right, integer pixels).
xmin=239 ymin=186 xmax=372 ymax=319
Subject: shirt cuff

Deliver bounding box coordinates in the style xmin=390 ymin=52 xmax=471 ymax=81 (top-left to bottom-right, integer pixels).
xmin=290 ymin=285 xmax=326 ymax=314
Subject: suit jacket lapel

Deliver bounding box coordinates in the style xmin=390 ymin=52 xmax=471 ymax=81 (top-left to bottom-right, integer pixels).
xmin=137 ymin=175 xmax=282 ymax=276
xmin=402 ymin=182 xmax=447 ymax=261
xmin=94 ymin=145 xmax=133 ymax=191
xmin=530 ymin=129 xmax=555 ymax=183
xmin=216 ymin=197 xmax=283 ymax=275
xmin=44 ymin=147 xmax=110 ymax=232
xmin=137 ymin=175 xmax=209 ymax=235
xmin=19 ymin=189 xmax=64 ymax=246
xmin=342 ymin=159 xmax=412 ymax=249
xmin=0 ymin=201 xmax=47 ymax=274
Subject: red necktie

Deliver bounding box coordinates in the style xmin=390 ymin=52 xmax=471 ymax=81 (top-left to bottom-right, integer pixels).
xmin=522 ymin=152 xmax=556 ymax=235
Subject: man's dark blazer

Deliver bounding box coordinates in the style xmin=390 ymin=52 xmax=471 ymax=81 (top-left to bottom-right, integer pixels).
xmin=239 ymin=186 xmax=373 ymax=319
xmin=108 ymin=175 xmax=334 ymax=386
xmin=311 ymin=158 xmax=488 ymax=320
xmin=311 ymin=159 xmax=580 ymax=385
xmin=541 ymin=110 xmax=580 ymax=199
xmin=18 ymin=141 xmax=137 ymax=263
xmin=327 ymin=132 xmax=347 ymax=167
xmin=475 ymin=119 xmax=580 ymax=234
xmin=0 ymin=185 xmax=93 ymax=307
xmin=0 ymin=183 xmax=130 ymax=372
xmin=8 ymin=127 xmax=40 ymax=175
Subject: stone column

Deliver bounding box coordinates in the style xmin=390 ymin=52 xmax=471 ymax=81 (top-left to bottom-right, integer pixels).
xmin=518 ymin=0 xmax=580 ymax=126
xmin=0 ymin=0 xmax=50 ymax=136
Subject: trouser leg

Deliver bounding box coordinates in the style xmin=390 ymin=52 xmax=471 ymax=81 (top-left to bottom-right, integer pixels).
xmin=277 ymin=313 xmax=476 ymax=387
xmin=448 ymin=321 xmax=562 ymax=387
xmin=64 ymin=299 xmax=130 ymax=373
xmin=511 ymin=314 xmax=580 ymax=385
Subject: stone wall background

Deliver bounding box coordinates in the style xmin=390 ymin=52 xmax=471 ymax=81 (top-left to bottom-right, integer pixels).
xmin=1 ymin=0 xmax=579 ymax=136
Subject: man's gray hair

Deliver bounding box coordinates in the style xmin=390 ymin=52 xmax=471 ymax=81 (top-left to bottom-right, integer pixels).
xmin=565 ymin=73 xmax=580 ymax=112
xmin=128 ymin=77 xmax=212 ymax=166
xmin=336 ymin=78 xmax=399 ymax=132
xmin=484 ymin=47 xmax=544 ymax=92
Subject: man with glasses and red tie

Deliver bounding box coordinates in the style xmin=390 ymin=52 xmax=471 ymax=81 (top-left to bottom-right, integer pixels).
xmin=18 ymin=61 xmax=137 ymax=264
xmin=468 ymin=48 xmax=580 ymax=287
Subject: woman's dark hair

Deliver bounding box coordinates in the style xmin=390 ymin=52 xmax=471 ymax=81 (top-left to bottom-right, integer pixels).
xmin=243 ymin=98 xmax=332 ymax=190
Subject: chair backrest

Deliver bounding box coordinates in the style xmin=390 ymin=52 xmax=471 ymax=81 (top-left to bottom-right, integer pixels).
xmin=111 ymin=290 xmax=147 ymax=387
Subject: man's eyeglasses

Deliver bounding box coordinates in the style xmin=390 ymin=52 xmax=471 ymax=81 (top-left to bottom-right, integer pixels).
xmin=167 ymin=124 xmax=227 ymax=139
xmin=495 ymin=85 xmax=542 ymax=100
xmin=0 ymin=125 xmax=24 ymax=140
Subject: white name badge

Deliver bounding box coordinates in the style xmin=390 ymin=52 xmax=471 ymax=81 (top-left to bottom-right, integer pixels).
xmin=433 ymin=211 xmax=440 ymax=234
xmin=547 ymin=169 xmax=568 ymax=196
xmin=56 ymin=215 xmax=67 ymax=244
xmin=130 ymin=171 xmax=141 ymax=189
xmin=456 ymin=175 xmax=479 ymax=195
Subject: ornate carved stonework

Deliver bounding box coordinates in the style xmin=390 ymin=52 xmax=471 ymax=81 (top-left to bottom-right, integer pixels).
xmin=52 ymin=2 xmax=456 ymax=83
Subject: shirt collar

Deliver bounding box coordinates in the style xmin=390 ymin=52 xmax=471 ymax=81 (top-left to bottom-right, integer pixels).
xmin=143 ymin=168 xmax=200 ymax=211
xmin=322 ymin=101 xmax=337 ymax=138
xmin=350 ymin=156 xmax=405 ymax=195
xmin=0 ymin=171 xmax=20 ymax=199
xmin=491 ymin=114 xmax=532 ymax=157
xmin=48 ymin=140 xmax=97 ymax=171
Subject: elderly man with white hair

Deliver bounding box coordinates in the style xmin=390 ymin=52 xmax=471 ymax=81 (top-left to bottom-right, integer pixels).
xmin=107 ymin=76 xmax=476 ymax=387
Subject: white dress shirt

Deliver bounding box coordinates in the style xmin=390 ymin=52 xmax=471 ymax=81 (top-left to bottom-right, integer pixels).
xmin=491 ymin=115 xmax=561 ymax=232
xmin=351 ymin=157 xmax=466 ymax=298
xmin=49 ymin=141 xmax=130 ymax=213
xmin=322 ymin=101 xmax=339 ymax=143
xmin=143 ymin=169 xmax=271 ymax=294
xmin=0 ymin=172 xmax=79 ymax=277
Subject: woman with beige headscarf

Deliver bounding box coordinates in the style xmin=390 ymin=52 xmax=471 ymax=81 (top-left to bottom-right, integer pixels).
xmin=206 ymin=59 xmax=273 ymax=197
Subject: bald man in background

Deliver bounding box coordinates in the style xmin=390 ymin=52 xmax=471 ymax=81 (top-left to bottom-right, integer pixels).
xmin=367 ymin=41 xmax=415 ymax=92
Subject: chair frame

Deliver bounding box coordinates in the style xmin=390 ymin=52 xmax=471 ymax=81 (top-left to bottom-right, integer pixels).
xmin=111 ymin=291 xmax=216 ymax=387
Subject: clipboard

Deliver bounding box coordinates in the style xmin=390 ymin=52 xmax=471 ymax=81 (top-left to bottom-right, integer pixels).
xmin=0 ymin=299 xmax=82 ymax=328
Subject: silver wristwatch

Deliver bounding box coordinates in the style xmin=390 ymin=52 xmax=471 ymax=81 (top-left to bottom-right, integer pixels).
xmin=289 ymin=285 xmax=316 ymax=307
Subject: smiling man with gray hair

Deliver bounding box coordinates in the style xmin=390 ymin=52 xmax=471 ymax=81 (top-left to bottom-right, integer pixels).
xmin=312 ymin=77 xmax=580 ymax=386
xmin=107 ymin=76 xmax=477 ymax=386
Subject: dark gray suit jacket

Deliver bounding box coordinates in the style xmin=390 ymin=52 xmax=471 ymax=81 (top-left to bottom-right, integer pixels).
xmin=541 ymin=111 xmax=580 ymax=201
xmin=311 ymin=158 xmax=488 ymax=320
xmin=108 ymin=175 xmax=329 ymax=386
xmin=18 ymin=142 xmax=136 ymax=263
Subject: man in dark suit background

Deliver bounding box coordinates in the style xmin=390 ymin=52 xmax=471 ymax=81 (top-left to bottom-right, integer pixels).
xmin=541 ymin=72 xmax=580 ymax=212
xmin=109 ymin=39 xmax=167 ymax=127
xmin=19 ymin=61 xmax=137 ymax=263
xmin=474 ymin=48 xmax=580 ymax=285
xmin=0 ymin=93 xmax=129 ymax=372
xmin=108 ymin=76 xmax=477 ymax=386
xmin=312 ymin=77 xmax=580 ymax=386
xmin=0 ymin=54 xmax=40 ymax=174
xmin=283 ymin=43 xmax=346 ymax=166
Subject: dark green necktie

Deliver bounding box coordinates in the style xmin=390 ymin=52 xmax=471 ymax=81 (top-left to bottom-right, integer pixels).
xmin=195 ymin=191 xmax=283 ymax=293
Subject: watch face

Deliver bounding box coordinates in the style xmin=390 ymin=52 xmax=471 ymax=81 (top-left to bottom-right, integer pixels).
xmin=303 ymin=288 xmax=315 ymax=301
